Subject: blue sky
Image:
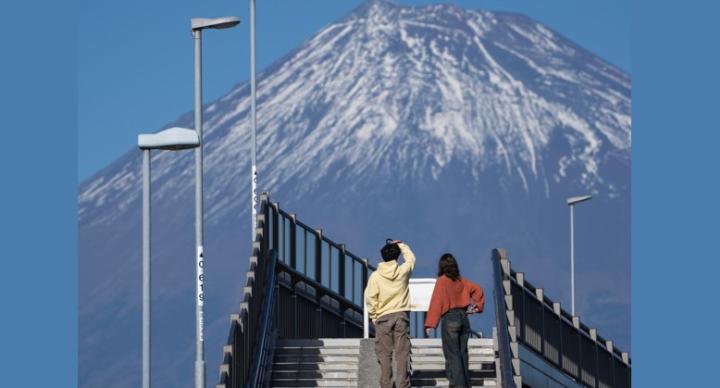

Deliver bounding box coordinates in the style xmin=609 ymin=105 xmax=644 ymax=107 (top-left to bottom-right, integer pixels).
xmin=78 ymin=0 xmax=629 ymax=181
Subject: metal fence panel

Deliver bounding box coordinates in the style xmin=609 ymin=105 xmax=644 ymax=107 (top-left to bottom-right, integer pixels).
xmin=523 ymin=294 xmax=543 ymax=353
xmin=542 ymin=308 xmax=561 ymax=366
xmin=496 ymin=251 xmax=631 ymax=388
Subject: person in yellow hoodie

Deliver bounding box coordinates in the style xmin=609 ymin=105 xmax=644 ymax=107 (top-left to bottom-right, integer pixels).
xmin=364 ymin=239 xmax=416 ymax=388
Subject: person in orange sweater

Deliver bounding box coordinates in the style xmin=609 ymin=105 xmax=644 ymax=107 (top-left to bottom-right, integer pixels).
xmin=424 ymin=253 xmax=484 ymax=388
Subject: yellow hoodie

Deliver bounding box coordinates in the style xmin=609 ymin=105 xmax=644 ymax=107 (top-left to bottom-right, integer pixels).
xmin=364 ymin=243 xmax=416 ymax=321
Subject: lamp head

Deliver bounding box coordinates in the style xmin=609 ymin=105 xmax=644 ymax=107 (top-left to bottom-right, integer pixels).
xmin=567 ymin=195 xmax=593 ymax=206
xmin=138 ymin=127 xmax=200 ymax=151
xmin=191 ymin=16 xmax=240 ymax=31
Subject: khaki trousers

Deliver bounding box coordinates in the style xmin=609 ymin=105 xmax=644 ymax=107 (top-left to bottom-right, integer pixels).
xmin=374 ymin=311 xmax=411 ymax=388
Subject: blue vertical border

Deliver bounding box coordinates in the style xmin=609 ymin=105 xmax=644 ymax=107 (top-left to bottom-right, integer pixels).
xmin=633 ymin=0 xmax=720 ymax=386
xmin=0 ymin=0 xmax=718 ymax=387
xmin=0 ymin=1 xmax=78 ymax=387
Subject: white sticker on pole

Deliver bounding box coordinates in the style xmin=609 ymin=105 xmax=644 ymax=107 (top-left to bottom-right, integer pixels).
xmin=409 ymin=278 xmax=436 ymax=311
xmin=197 ymin=246 xmax=204 ymax=307
xmin=252 ymin=165 xmax=257 ymax=209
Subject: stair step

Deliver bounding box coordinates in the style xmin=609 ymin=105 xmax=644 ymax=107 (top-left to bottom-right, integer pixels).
xmin=270 ymin=378 xmax=358 ymax=387
xmin=410 ymin=356 xmax=496 ymax=363
xmin=273 ymin=363 xmax=358 ymax=371
xmin=411 ymin=380 xmax=497 ymax=387
xmin=273 ymin=370 xmax=358 ymax=379
xmin=275 ymin=347 xmax=360 ymax=355
xmin=410 ymin=360 xmax=495 ymax=371
xmin=411 ymin=347 xmax=495 ymax=355
xmin=411 ymin=361 xmax=494 ymax=368
xmin=270 ymin=338 xmax=500 ymax=387
xmin=274 ymin=355 xmax=359 ymax=363
xmin=411 ymin=338 xmax=494 ymax=347
xmin=412 ymin=370 xmax=495 ymax=377
xmin=276 ymin=338 xmax=361 ymax=347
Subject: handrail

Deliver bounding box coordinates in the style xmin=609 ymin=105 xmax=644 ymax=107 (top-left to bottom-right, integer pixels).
xmin=494 ymin=248 xmax=631 ymax=388
xmin=267 ymin=199 xmax=376 ymax=337
xmin=246 ymin=249 xmax=278 ymax=388
xmin=215 ymin=193 xmax=273 ymax=388
xmin=492 ymin=249 xmax=521 ymax=388
xmin=272 ymin=204 xmax=376 ymax=273
xmin=511 ymin=272 xmax=630 ymax=366
xmin=277 ymin=259 xmax=365 ymax=317
xmin=217 ymin=192 xmax=377 ymax=387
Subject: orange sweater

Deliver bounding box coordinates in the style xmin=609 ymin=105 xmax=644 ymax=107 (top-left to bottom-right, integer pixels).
xmin=424 ymin=275 xmax=485 ymax=329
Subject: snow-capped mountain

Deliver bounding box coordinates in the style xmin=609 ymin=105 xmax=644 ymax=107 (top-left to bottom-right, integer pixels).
xmin=79 ymin=1 xmax=630 ymax=387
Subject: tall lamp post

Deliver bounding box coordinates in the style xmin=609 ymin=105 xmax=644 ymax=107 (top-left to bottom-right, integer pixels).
xmin=190 ymin=16 xmax=240 ymax=388
xmin=567 ymin=195 xmax=592 ymax=316
xmin=250 ymin=0 xmax=258 ymax=240
xmin=138 ymin=127 xmax=200 ymax=388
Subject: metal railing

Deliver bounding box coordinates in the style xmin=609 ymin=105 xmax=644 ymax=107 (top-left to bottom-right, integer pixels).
xmin=493 ymin=249 xmax=522 ymax=388
xmin=268 ymin=200 xmax=429 ymax=339
xmin=246 ymin=248 xmax=278 ymax=387
xmin=217 ymin=193 xmax=381 ymax=387
xmin=216 ymin=194 xmax=275 ymax=388
xmin=492 ymin=249 xmax=631 ymax=388
xmin=268 ymin=199 xmax=377 ymax=338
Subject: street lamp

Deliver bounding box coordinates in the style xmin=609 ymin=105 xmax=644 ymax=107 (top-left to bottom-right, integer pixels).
xmin=138 ymin=127 xmax=200 ymax=388
xmin=190 ymin=15 xmax=240 ymax=388
xmin=567 ymin=195 xmax=592 ymax=316
xmin=250 ymin=0 xmax=258 ymax=241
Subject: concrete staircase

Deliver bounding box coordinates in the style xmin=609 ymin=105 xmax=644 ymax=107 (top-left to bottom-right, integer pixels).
xmin=409 ymin=338 xmax=498 ymax=387
xmin=269 ymin=338 xmax=498 ymax=387
xmin=271 ymin=338 xmax=360 ymax=387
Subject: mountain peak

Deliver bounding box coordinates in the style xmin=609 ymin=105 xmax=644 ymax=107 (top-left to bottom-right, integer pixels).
xmin=79 ymin=3 xmax=631 ymax=387
xmin=80 ymin=0 xmax=630 ymax=208
xmin=366 ymin=0 xmax=393 ymax=5
xmin=352 ymin=0 xmax=400 ymax=20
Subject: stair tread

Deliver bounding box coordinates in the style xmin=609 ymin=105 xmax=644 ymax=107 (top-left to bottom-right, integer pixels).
xmin=270 ymin=337 xmax=499 ymax=387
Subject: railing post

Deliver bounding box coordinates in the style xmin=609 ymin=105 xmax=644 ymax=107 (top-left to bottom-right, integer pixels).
xmin=590 ymin=328 xmax=599 ymax=388
xmin=604 ymin=340 xmax=614 ymax=387
xmin=338 ymin=244 xmax=347 ymax=338
xmin=341 ymin=315 xmax=347 ymax=337
xmin=362 ymin=258 xmax=369 ymax=339
xmin=271 ymin=203 xmax=279 ymax=253
xmin=315 ymin=302 xmax=322 ymax=338
xmin=290 ymin=214 xmax=297 ymax=270
xmin=315 ymin=229 xmax=324 ymax=338
xmin=622 ymin=352 xmax=630 ymax=387
xmin=339 ymin=244 xmax=346 ymax=298
xmin=573 ymin=316 xmax=581 ymax=380
xmin=351 ymin=255 xmax=356 ymax=305
xmin=536 ymin=288 xmax=544 ymax=354
xmin=292 ymin=292 xmax=298 ymax=338
xmin=315 ymin=229 xmax=322 ymax=283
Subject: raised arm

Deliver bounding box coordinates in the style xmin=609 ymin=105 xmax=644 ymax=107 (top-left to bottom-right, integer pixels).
xmin=397 ymin=242 xmax=416 ymax=274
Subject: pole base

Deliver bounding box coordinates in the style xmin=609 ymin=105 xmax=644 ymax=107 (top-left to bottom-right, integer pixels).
xmin=195 ymin=360 xmax=205 ymax=388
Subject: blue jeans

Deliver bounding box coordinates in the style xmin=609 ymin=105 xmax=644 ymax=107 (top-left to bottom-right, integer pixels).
xmin=441 ymin=308 xmax=471 ymax=387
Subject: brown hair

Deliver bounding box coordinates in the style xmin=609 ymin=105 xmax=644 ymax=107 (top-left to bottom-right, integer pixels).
xmin=437 ymin=253 xmax=461 ymax=281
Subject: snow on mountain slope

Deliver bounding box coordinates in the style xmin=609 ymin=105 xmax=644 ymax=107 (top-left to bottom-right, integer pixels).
xmin=79 ymin=1 xmax=630 ymax=387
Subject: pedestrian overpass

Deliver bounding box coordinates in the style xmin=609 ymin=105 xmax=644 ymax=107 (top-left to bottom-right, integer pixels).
xmin=215 ymin=193 xmax=631 ymax=387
